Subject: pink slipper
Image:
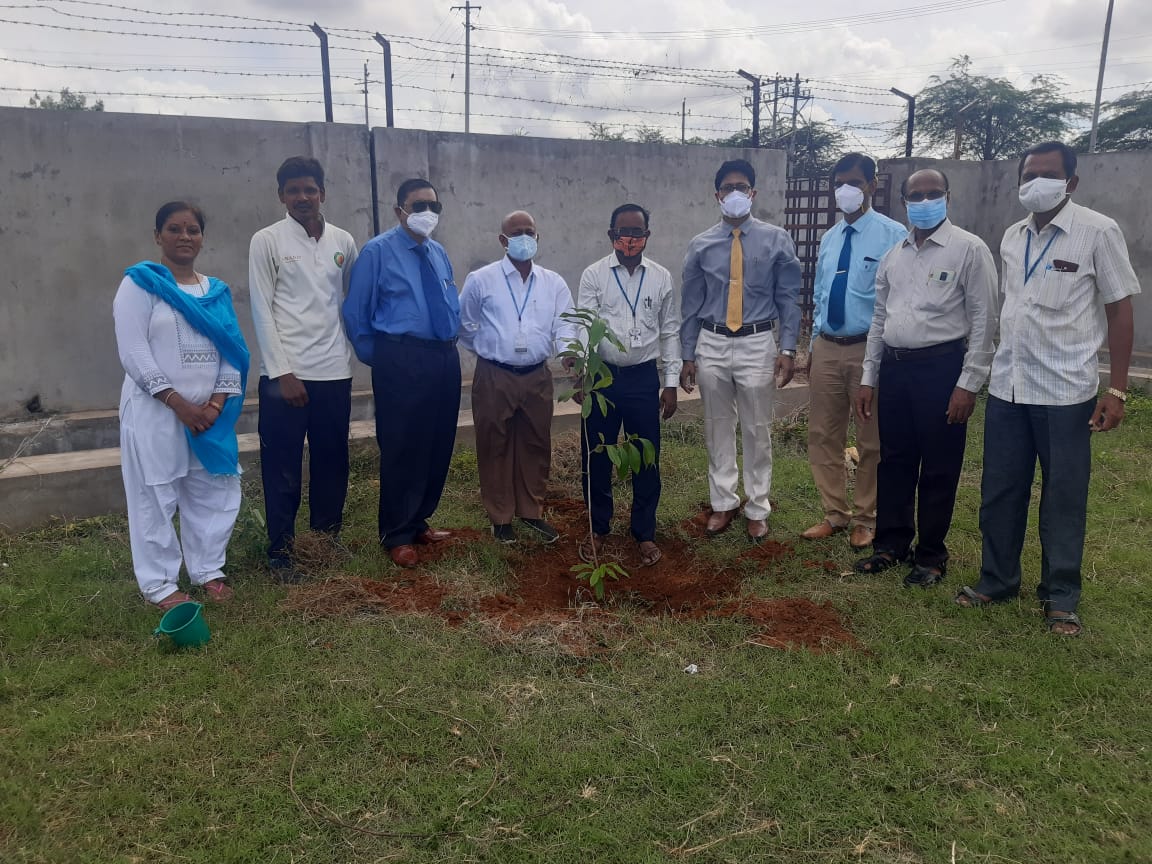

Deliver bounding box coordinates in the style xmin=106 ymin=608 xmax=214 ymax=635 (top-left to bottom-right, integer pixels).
xmin=201 ymin=580 xmax=234 ymax=603
xmin=154 ymin=591 xmax=192 ymax=611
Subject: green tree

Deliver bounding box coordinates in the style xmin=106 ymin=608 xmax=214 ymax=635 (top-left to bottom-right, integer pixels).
xmin=902 ymin=56 xmax=1086 ymax=160
xmin=586 ymin=122 xmax=627 ymax=142
xmin=631 ymin=124 xmax=669 ymax=144
xmin=698 ymin=119 xmax=847 ymax=176
xmin=28 ymin=88 xmax=105 ymax=111
xmin=1073 ymin=90 xmax=1152 ymax=152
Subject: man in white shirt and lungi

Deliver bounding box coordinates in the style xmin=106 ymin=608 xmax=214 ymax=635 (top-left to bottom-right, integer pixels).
xmin=956 ymin=141 xmax=1140 ymax=637
xmin=575 ymin=204 xmax=681 ymax=566
xmin=459 ymin=211 xmax=575 ymax=544
xmin=854 ymin=168 xmax=998 ymax=588
xmin=248 ymin=157 xmax=358 ymax=580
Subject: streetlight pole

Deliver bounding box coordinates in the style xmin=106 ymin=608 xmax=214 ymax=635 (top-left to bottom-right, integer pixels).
xmin=1088 ymin=0 xmax=1116 ymax=153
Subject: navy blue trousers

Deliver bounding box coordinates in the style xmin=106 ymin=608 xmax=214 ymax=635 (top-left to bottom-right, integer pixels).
xmin=874 ymin=346 xmax=968 ymax=567
xmin=580 ymin=360 xmax=662 ymax=542
xmin=372 ymin=334 xmax=461 ymax=548
xmin=258 ymin=376 xmax=352 ymax=559
xmin=976 ymin=395 xmax=1095 ymax=611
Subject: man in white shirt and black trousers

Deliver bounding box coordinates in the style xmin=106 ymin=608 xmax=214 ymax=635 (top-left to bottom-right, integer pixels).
xmin=956 ymin=141 xmax=1140 ymax=637
xmin=459 ymin=211 xmax=575 ymax=544
xmin=248 ymin=157 xmax=358 ymax=579
xmin=854 ymin=168 xmax=998 ymax=588
xmin=574 ymin=204 xmax=681 ymax=567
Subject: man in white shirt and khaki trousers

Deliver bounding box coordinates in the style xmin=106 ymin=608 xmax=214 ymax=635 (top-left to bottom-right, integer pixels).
xmin=248 ymin=157 xmax=358 ymax=577
xmin=956 ymin=142 xmax=1140 ymax=637
xmin=575 ymin=204 xmax=681 ymax=566
xmin=459 ymin=211 xmax=575 ymax=544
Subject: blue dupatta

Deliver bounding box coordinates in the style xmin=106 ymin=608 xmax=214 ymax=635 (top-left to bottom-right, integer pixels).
xmin=126 ymin=261 xmax=250 ymax=476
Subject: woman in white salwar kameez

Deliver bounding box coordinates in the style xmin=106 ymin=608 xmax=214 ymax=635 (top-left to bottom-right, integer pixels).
xmin=114 ymin=202 xmax=250 ymax=610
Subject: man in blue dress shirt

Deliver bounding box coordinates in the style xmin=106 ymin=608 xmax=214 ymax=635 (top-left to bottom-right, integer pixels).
xmin=803 ymin=153 xmax=906 ymax=551
xmin=343 ymin=178 xmax=461 ymax=568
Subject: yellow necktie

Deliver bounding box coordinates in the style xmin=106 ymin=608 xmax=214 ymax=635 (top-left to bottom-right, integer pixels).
xmin=726 ymin=228 xmax=743 ymax=332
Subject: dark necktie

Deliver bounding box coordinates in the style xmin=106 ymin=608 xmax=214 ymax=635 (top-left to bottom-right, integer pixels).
xmin=826 ymin=224 xmax=855 ymax=331
xmin=415 ymin=243 xmax=455 ymax=340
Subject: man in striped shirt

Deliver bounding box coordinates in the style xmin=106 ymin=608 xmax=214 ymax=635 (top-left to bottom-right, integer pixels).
xmin=956 ymin=141 xmax=1140 ymax=636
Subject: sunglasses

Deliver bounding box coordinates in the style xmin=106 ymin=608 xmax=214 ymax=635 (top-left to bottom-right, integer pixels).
xmin=903 ymin=190 xmax=947 ymax=203
xmin=404 ymin=201 xmax=443 ymax=214
xmin=610 ymin=227 xmax=648 ymax=238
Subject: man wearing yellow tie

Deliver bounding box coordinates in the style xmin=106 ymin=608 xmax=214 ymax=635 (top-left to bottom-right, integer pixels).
xmin=680 ymin=159 xmax=802 ymax=540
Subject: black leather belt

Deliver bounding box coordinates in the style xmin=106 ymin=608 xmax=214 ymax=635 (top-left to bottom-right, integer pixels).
xmin=882 ymin=338 xmax=965 ymax=361
xmin=702 ymin=318 xmax=776 ymax=338
xmin=484 ymin=357 xmax=545 ymax=375
xmin=379 ymin=332 xmax=457 ymax=348
xmin=820 ymin=331 xmax=868 ymax=346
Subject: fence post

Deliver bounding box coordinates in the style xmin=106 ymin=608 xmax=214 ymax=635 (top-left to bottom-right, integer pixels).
xmin=310 ymin=23 xmax=333 ymax=123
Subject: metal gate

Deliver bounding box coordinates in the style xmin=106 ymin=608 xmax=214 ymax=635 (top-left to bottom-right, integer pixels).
xmin=784 ymin=173 xmax=893 ymax=335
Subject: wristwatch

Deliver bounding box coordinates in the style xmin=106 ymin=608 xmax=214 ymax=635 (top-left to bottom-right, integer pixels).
xmin=1106 ymin=387 xmax=1127 ymax=402
xmin=780 ymin=349 xmax=796 ymax=359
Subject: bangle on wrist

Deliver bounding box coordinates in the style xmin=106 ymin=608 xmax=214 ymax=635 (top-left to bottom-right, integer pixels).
xmin=1106 ymin=387 xmax=1127 ymax=403
xmin=163 ymin=391 xmax=177 ymax=407
xmin=205 ymin=402 xmax=222 ymax=414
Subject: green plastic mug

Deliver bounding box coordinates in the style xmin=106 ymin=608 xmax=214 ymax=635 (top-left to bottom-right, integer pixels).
xmin=154 ymin=601 xmax=211 ymax=648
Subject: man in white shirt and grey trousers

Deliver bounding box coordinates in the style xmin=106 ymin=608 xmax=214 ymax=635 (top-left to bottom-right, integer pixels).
xmin=248 ymin=157 xmax=358 ymax=578
xmin=459 ymin=210 xmax=575 ymax=544
xmin=575 ymin=203 xmax=681 ymax=567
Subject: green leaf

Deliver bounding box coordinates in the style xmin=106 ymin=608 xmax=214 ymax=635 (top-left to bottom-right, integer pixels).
xmin=641 ymin=437 xmax=656 ymax=467
xmin=555 ymin=388 xmax=576 ymax=403
xmin=605 ymin=446 xmax=623 ymax=468
xmin=604 ymin=329 xmax=627 ymax=352
xmin=595 ymin=393 xmax=609 ymax=418
xmin=580 ymin=399 xmax=593 ymax=419
xmin=629 ymin=445 xmax=641 ymax=475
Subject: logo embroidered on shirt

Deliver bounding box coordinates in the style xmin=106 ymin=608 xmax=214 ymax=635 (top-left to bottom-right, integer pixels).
xmin=334 ymin=252 xmax=346 ymax=268
xmin=282 ymin=255 xmax=303 ymax=263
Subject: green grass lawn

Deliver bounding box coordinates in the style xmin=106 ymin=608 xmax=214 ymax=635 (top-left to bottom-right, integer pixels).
xmin=2 ymin=394 xmax=1151 ymax=863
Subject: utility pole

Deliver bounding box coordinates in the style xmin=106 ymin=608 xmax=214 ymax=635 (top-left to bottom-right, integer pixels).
xmin=890 ymin=88 xmax=915 ymax=158
xmin=770 ymin=75 xmax=781 ymax=142
xmin=451 ymin=1 xmax=481 ymax=134
xmin=310 ymin=23 xmax=333 ymax=123
xmin=362 ymin=61 xmax=370 ymax=128
xmin=737 ymin=69 xmax=761 ymax=148
xmin=681 ymin=99 xmax=686 ymax=144
xmin=1088 ymin=0 xmax=1116 ymax=152
xmin=373 ymin=33 xmax=395 ymax=128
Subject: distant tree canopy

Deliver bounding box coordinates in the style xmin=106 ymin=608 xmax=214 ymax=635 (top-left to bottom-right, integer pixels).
xmin=899 ymin=56 xmax=1086 ymax=160
xmin=1073 ymin=90 xmax=1152 ymax=152
xmin=28 ymin=88 xmax=105 ymax=112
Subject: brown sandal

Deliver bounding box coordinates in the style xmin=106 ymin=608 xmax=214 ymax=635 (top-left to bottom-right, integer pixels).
xmin=637 ymin=541 xmax=663 ymax=567
xmin=154 ymin=590 xmax=192 ymax=611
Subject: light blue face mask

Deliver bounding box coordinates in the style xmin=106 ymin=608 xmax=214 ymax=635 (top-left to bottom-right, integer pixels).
xmin=906 ymin=196 xmax=948 ymax=229
xmin=505 ymin=234 xmax=538 ymax=262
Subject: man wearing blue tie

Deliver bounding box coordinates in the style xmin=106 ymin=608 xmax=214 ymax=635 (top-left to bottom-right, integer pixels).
xmin=802 ymin=154 xmax=905 ymax=550
xmin=343 ymin=179 xmax=461 ymax=568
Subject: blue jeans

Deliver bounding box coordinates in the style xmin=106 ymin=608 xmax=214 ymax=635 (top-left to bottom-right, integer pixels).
xmin=976 ymin=395 xmax=1095 ymax=611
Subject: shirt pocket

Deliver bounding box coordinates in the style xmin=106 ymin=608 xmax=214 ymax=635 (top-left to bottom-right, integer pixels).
xmin=920 ymin=270 xmax=957 ymax=315
xmin=1033 ymin=269 xmax=1080 ymax=311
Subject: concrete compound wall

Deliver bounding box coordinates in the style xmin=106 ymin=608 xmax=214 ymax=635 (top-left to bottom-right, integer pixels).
xmin=880 ymin=155 xmax=1152 ymax=367
xmin=0 ymin=106 xmax=785 ymax=420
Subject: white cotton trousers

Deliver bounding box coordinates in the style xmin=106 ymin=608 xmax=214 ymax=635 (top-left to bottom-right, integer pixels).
xmin=695 ymin=327 xmax=778 ymax=522
xmin=121 ymin=442 xmax=241 ymax=604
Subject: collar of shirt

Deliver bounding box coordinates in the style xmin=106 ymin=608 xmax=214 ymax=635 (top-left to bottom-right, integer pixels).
xmin=501 ymin=255 xmax=533 ymax=280
xmin=610 ymin=257 xmax=648 ymax=275
xmin=901 ymin=217 xmax=955 ymax=249
xmin=283 ymin=212 xmax=326 ymax=241
xmin=1024 ymin=199 xmax=1078 ymax=238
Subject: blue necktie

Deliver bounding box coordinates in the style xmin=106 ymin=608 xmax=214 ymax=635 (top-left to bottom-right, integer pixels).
xmin=415 ymin=243 xmax=455 ymax=340
xmin=826 ymin=224 xmax=854 ymax=332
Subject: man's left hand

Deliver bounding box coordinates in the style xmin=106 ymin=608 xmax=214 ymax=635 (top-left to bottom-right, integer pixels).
xmin=660 ymin=387 xmax=678 ymax=420
xmin=774 ymin=354 xmax=795 ymax=389
xmin=1089 ymin=393 xmax=1125 ymax=432
xmin=946 ymin=387 xmax=976 ymax=424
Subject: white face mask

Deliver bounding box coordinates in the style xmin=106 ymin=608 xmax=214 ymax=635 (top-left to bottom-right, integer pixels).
xmin=719 ymin=190 xmax=753 ymax=219
xmin=834 ymin=184 xmax=866 ymax=215
xmin=1018 ymin=177 xmax=1069 ymax=214
xmin=406 ymin=210 xmax=439 ymax=237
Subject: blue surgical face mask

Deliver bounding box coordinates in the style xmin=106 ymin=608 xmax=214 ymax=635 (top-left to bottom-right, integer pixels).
xmin=906 ymin=196 xmax=948 ymax=229
xmin=505 ymin=234 xmax=538 ymax=262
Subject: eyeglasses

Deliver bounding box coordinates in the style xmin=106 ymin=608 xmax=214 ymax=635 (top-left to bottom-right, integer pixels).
xmin=404 ymin=200 xmax=443 ymax=214
xmin=610 ymin=227 xmax=648 ymax=238
xmin=719 ymin=183 xmax=752 ymax=195
xmin=903 ymin=189 xmax=947 ymax=203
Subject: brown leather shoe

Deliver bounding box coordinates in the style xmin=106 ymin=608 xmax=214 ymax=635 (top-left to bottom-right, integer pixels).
xmin=389 ymin=545 xmax=418 ymax=568
xmin=746 ymin=518 xmax=768 ymax=541
xmin=704 ymin=508 xmax=737 ymax=535
xmin=801 ymin=520 xmax=845 ymax=540
xmin=415 ymin=528 xmax=452 ymax=545
xmin=849 ymin=525 xmax=875 ymax=549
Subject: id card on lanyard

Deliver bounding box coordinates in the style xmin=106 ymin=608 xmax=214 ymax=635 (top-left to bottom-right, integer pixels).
xmin=612 ymin=266 xmax=646 ymax=348
xmin=504 ymin=269 xmax=535 ymax=353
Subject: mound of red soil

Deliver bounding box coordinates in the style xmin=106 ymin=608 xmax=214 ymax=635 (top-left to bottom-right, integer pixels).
xmin=285 ymin=499 xmax=857 ymax=654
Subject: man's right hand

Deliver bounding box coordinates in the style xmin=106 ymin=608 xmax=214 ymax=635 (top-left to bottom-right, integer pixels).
xmin=680 ymin=360 xmax=697 ymax=394
xmin=855 ymin=385 xmax=874 ymax=423
xmin=278 ymin=373 xmax=309 ymax=407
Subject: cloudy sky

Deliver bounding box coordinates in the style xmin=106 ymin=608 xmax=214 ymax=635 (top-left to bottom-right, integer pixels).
xmin=1 ymin=0 xmax=1148 ymax=155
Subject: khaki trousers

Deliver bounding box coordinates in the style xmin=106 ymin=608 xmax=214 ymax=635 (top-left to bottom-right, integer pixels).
xmin=806 ymin=337 xmax=879 ymax=529
xmin=472 ymin=357 xmax=553 ymax=524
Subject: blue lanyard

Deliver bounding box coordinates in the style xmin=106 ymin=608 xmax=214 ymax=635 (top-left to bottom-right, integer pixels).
xmin=502 ymin=269 xmax=535 ymax=322
xmin=1024 ymin=230 xmax=1058 ymax=284
xmin=611 ymin=266 xmax=646 ymax=322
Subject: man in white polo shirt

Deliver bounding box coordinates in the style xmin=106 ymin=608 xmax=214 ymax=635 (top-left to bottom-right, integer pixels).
xmin=248 ymin=156 xmax=358 ymax=579
xmin=956 ymin=141 xmax=1140 ymax=636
